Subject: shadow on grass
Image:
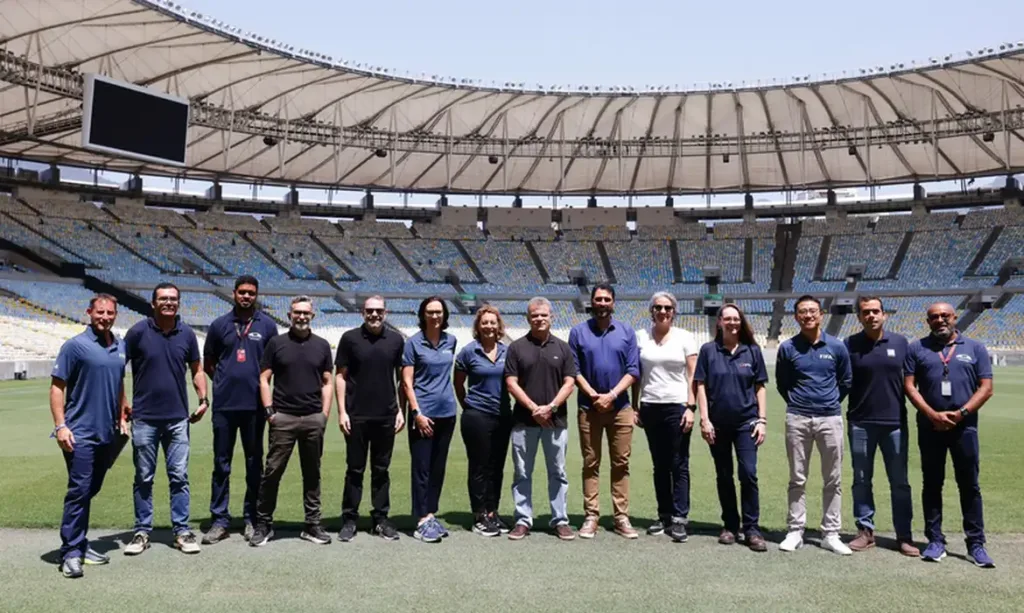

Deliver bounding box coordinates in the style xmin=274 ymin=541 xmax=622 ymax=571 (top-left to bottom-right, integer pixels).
xmin=39 ymin=530 xmax=157 ymax=565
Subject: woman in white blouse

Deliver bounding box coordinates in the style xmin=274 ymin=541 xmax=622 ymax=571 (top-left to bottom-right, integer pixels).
xmin=631 ymin=291 xmax=699 ymax=543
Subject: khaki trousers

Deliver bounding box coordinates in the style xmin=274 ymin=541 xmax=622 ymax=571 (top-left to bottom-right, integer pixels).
xmin=578 ymin=407 xmax=634 ymax=520
xmin=785 ymin=413 xmax=843 ymax=536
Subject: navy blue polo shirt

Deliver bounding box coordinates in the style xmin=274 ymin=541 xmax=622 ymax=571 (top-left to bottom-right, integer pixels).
xmin=693 ymin=340 xmax=768 ymax=428
xmin=125 ymin=317 xmax=201 ymax=421
xmin=402 ymin=331 xmax=457 ymax=419
xmin=568 ymin=318 xmax=640 ymax=411
xmin=845 ymin=330 xmax=908 ymax=426
xmin=775 ymin=332 xmax=852 ymax=417
xmin=52 ymin=327 xmax=126 ymax=444
xmin=455 ymin=340 xmax=511 ymax=416
xmin=203 ymin=309 xmax=278 ymax=412
xmin=905 ymin=333 xmax=992 ymax=428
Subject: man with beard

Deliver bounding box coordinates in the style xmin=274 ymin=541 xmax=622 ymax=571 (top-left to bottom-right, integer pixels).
xmin=250 ymin=296 xmax=334 ymax=547
xmin=201 ymin=275 xmax=278 ymax=544
xmin=123 ymin=283 xmax=206 ymax=556
xmin=904 ymin=302 xmax=994 ymax=567
xmin=568 ymin=283 xmax=640 ymax=539
xmin=335 ymin=296 xmax=405 ymax=542
xmin=50 ymin=294 xmax=127 ymax=578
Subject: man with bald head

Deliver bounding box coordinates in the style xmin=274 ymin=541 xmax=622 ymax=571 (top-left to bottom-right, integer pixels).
xmin=904 ymin=302 xmax=994 ymax=568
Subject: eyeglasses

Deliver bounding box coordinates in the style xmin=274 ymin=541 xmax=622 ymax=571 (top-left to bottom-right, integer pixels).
xmin=797 ymin=308 xmax=820 ymax=316
xmin=651 ymin=305 xmax=674 ymax=312
xmin=364 ymin=308 xmax=385 ymax=315
xmin=291 ymin=311 xmax=314 ymax=318
xmin=927 ymin=313 xmax=954 ymax=321
xmin=155 ymin=297 xmax=179 ymax=304
xmin=425 ymin=310 xmax=445 ymax=316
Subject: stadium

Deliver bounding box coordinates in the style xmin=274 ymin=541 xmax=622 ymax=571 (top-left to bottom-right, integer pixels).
xmin=1 ymin=1 xmax=1023 ymax=612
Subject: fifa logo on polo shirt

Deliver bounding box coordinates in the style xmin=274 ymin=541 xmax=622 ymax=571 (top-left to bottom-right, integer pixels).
xmin=887 ymin=349 xmax=896 ymax=358
xmin=818 ymin=353 xmax=835 ymax=361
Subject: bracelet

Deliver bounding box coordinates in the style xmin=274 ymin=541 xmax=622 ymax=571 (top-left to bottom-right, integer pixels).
xmin=50 ymin=423 xmax=67 ymax=438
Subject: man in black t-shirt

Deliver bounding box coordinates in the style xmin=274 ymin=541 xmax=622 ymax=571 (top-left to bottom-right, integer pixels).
xmin=250 ymin=296 xmax=334 ymax=547
xmin=335 ymin=296 xmax=406 ymax=542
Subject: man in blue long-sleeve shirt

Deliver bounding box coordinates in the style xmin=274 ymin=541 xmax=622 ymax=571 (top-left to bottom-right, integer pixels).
xmin=569 ymin=284 xmax=640 ymax=539
xmin=775 ymin=295 xmax=852 ymax=555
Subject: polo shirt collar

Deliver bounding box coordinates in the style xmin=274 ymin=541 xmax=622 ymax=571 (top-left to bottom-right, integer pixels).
xmin=715 ymin=339 xmax=748 ymax=356
xmin=361 ymin=323 xmax=387 ymax=339
xmin=418 ymin=331 xmax=447 ymax=346
xmin=473 ymin=340 xmax=506 ymax=358
xmin=927 ymin=332 xmax=964 ymax=348
xmin=794 ymin=331 xmax=828 ymax=347
xmin=232 ymin=308 xmax=260 ymax=323
xmin=588 ymin=317 xmax=617 ymax=334
xmin=147 ymin=316 xmax=182 ymax=334
xmin=84 ymin=325 xmax=119 ymax=346
xmin=527 ymin=331 xmax=552 ymax=346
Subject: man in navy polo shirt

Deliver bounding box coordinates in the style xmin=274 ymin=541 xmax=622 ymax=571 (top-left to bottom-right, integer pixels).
xmin=905 ymin=302 xmax=995 ymax=568
xmin=844 ymin=296 xmax=918 ymax=556
xmin=775 ymin=295 xmax=852 ymax=555
xmin=50 ymin=294 xmax=127 ymax=579
xmin=201 ymin=275 xmax=278 ymax=545
xmin=569 ymin=283 xmax=640 ymax=539
xmin=122 ymin=283 xmax=207 ymax=557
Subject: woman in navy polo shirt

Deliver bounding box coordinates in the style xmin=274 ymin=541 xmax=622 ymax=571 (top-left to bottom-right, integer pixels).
xmin=694 ymin=303 xmax=769 ymax=552
xmin=402 ymin=296 xmax=458 ymax=543
xmin=454 ymin=305 xmax=512 ymax=538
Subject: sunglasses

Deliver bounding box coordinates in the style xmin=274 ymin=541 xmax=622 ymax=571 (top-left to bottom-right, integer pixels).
xmin=651 ymin=305 xmax=674 ymax=312
xmin=364 ymin=308 xmax=385 ymax=315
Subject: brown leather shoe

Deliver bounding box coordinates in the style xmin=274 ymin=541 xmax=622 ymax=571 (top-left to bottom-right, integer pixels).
xmin=746 ymin=533 xmax=768 ymax=552
xmin=578 ymin=517 xmax=599 ymax=539
xmin=718 ymin=529 xmax=737 ymax=545
xmin=898 ymin=540 xmax=921 ymax=557
xmin=849 ymin=528 xmax=875 ymax=551
xmin=554 ymin=524 xmax=576 ymax=541
xmin=507 ymin=524 xmax=530 ymax=541
xmin=614 ymin=519 xmax=639 ymax=540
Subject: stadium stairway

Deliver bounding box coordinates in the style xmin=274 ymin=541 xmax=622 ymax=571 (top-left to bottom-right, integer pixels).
xmin=955 ymin=295 xmax=984 ymax=333
xmin=311 ymin=233 xmax=361 ymax=281
xmin=5 ymin=213 xmax=97 ymax=267
xmin=813 ymin=235 xmax=832 ymax=281
xmin=888 ymin=231 xmax=914 ymax=278
xmin=773 ymin=223 xmax=801 ymax=292
xmin=826 ymin=311 xmax=846 ymax=337
xmin=383 ymin=238 xmax=424 ymax=283
xmin=452 ymin=240 xmax=488 ymax=283
xmin=82 ymin=275 xmax=151 ymax=316
xmin=166 ymin=228 xmax=231 ymax=275
xmin=524 ymin=242 xmax=551 ymax=283
xmin=8 ymin=295 xmax=81 ymax=325
xmin=92 ymin=224 xmax=168 ymax=272
xmin=14 ymin=197 xmax=43 ymax=215
xmin=743 ymin=238 xmax=754 ymax=282
xmin=964 ymin=226 xmax=1004 ymax=276
xmin=768 ymin=298 xmax=787 ymax=345
xmin=240 ymin=232 xmax=296 ymax=279
xmin=595 ymin=241 xmax=618 ymax=284
xmin=669 ymin=240 xmax=684 ymax=284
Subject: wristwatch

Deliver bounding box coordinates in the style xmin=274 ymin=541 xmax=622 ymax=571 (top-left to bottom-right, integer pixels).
xmin=263 ymin=405 xmax=276 ymax=418
xmin=958 ymin=407 xmax=970 ymax=419
xmin=198 ymin=397 xmax=209 ymax=406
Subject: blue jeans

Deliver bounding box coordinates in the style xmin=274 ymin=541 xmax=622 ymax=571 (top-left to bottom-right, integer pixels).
xmin=708 ymin=422 xmax=760 ymax=535
xmin=848 ymin=423 xmax=913 ymax=540
xmin=918 ymin=423 xmax=985 ymax=546
xmin=209 ymin=411 xmax=265 ymax=528
xmin=510 ymin=425 xmax=569 ymax=528
xmin=639 ymin=403 xmax=691 ymax=523
xmin=60 ymin=440 xmax=116 ymax=560
xmin=132 ymin=418 xmax=191 ymax=535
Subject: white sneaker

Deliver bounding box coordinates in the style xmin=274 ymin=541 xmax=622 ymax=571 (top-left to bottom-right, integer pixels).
xmin=821 ymin=534 xmax=853 ymax=556
xmin=778 ymin=531 xmax=804 ymax=552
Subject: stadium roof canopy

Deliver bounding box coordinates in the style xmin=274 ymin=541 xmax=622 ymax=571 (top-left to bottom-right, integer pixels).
xmin=2 ymin=0 xmax=1024 ymax=196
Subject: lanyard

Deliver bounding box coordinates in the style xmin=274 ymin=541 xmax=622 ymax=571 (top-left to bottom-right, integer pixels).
xmin=234 ymin=317 xmax=254 ymax=342
xmin=938 ymin=343 xmax=956 ymax=379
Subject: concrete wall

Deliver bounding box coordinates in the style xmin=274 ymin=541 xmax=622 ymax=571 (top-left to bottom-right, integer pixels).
xmin=0 ymin=359 xmax=54 ymax=380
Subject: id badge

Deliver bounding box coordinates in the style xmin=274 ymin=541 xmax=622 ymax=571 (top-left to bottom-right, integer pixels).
xmin=941 ymin=380 xmax=952 ymax=397
xmin=236 ymin=348 xmax=247 ymax=363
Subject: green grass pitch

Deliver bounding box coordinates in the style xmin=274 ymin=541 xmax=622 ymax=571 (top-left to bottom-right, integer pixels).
xmin=0 ymin=369 xmax=1022 ymax=612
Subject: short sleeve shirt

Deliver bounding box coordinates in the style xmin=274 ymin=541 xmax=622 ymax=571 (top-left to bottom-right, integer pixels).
xmin=336 ymin=325 xmax=405 ymax=421
xmin=905 ymin=334 xmax=992 ymax=428
xmin=402 ymin=331 xmax=457 ymax=419
xmin=504 ymin=332 xmax=578 ymax=428
xmin=845 ymin=331 xmax=908 ymax=426
xmin=693 ymin=340 xmax=768 ymax=427
xmin=203 ymin=310 xmax=278 ymax=412
xmin=636 ymin=327 xmax=700 ymax=404
xmin=260 ymin=331 xmax=334 ymax=415
xmin=455 ymin=340 xmax=510 ymax=416
xmin=125 ymin=318 xmax=200 ymax=421
xmin=52 ymin=326 xmax=126 ymax=443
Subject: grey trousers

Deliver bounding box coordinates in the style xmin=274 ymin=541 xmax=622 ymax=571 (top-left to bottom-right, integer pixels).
xmin=785 ymin=413 xmax=843 ymax=536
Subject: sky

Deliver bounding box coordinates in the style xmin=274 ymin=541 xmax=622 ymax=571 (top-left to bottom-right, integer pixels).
xmin=9 ymin=0 xmax=1024 ymax=206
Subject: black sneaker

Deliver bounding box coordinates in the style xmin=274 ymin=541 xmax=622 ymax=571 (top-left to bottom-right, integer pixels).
xmin=473 ymin=515 xmax=500 ymax=537
xmin=300 ymin=524 xmax=332 ymax=545
xmin=338 ymin=520 xmax=358 ymax=542
xmin=249 ymin=524 xmax=273 ymax=547
xmin=647 ymin=520 xmax=665 ymax=536
xmin=668 ymin=521 xmax=688 ymax=543
xmin=60 ymin=557 xmax=83 ymax=579
xmin=372 ymin=519 xmax=400 ymax=541
xmin=202 ymin=525 xmax=229 ymax=545
xmin=492 ymin=514 xmax=511 ymax=535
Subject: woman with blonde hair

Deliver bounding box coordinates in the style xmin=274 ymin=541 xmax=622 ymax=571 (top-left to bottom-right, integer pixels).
xmin=454 ymin=305 xmax=512 ymax=537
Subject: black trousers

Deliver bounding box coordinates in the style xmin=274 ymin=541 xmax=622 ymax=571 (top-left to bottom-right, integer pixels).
xmin=460 ymin=409 xmax=513 ymax=516
xmin=255 ymin=412 xmax=327 ymax=527
xmin=409 ymin=416 xmax=456 ymax=519
xmin=919 ymin=423 xmax=985 ymax=545
xmin=342 ymin=418 xmax=396 ymax=523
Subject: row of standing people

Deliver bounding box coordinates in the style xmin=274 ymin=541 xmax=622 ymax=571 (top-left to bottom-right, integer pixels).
xmin=49 ymin=278 xmax=995 ymax=578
